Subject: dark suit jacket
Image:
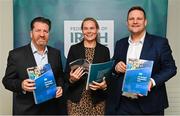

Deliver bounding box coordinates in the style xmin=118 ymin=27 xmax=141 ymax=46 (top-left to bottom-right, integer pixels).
xmin=65 ymin=41 xmax=110 ymax=104
xmin=2 ymin=44 xmax=64 ymax=115
xmin=112 ymin=33 xmax=177 ymax=114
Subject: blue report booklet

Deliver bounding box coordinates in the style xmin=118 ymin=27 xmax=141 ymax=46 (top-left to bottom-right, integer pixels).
xmin=27 ymin=64 xmax=57 ymax=104
xmin=86 ymin=60 xmax=114 ymax=90
xmin=122 ymin=58 xmax=154 ymax=96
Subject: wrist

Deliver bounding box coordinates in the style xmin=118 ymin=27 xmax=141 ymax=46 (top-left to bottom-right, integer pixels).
xmin=103 ymin=87 xmax=107 ymax=91
xmin=69 ymin=78 xmax=75 ymax=83
xmin=150 ymin=78 xmax=156 ymax=87
xmin=102 ymin=84 xmax=107 ymax=91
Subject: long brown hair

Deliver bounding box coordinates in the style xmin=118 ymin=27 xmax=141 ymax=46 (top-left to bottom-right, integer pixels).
xmin=81 ymin=17 xmax=99 ymax=30
xmin=81 ymin=17 xmax=100 ymax=42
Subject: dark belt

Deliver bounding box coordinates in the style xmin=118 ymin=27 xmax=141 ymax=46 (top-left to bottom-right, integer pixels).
xmin=121 ymin=96 xmax=139 ymax=101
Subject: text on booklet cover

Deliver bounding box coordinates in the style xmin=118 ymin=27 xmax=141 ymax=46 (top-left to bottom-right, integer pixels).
xmin=27 ymin=64 xmax=56 ymax=104
xmin=69 ymin=59 xmax=114 ymax=90
xmin=122 ymin=58 xmax=154 ymax=96
xmin=86 ymin=60 xmax=114 ymax=90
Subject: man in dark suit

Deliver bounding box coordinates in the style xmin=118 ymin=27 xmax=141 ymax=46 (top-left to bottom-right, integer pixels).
xmin=113 ymin=6 xmax=177 ymax=115
xmin=2 ymin=17 xmax=64 ymax=115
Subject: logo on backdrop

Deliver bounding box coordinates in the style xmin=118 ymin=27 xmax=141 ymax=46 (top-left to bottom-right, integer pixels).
xmin=64 ymin=20 xmax=114 ymax=58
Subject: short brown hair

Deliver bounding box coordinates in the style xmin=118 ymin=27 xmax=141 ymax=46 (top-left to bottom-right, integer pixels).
xmin=127 ymin=6 xmax=146 ymax=20
xmin=31 ymin=17 xmax=51 ymax=31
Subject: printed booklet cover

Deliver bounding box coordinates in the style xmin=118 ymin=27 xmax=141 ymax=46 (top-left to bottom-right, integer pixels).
xmin=86 ymin=60 xmax=114 ymax=90
xmin=27 ymin=64 xmax=56 ymax=104
xmin=69 ymin=59 xmax=114 ymax=90
xmin=122 ymin=58 xmax=154 ymax=96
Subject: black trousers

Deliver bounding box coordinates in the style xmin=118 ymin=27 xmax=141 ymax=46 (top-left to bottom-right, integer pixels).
xmin=116 ymin=96 xmax=164 ymax=115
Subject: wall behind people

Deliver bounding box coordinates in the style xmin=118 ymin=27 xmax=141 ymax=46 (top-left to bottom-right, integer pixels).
xmin=0 ymin=0 xmax=179 ymax=115
xmin=0 ymin=0 xmax=13 ymax=114
xmin=13 ymin=0 xmax=168 ymax=68
xmin=165 ymin=0 xmax=180 ymax=115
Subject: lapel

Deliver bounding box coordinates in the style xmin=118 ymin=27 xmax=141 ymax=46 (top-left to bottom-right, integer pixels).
xmin=75 ymin=41 xmax=86 ymax=61
xmin=91 ymin=42 xmax=101 ymax=63
xmin=140 ymin=33 xmax=152 ymax=59
xmin=26 ymin=44 xmax=54 ymax=67
xmin=25 ymin=44 xmax=37 ymax=67
xmin=93 ymin=42 xmax=99 ymax=63
xmin=122 ymin=38 xmax=129 ymax=63
xmin=80 ymin=41 xmax=86 ymax=58
xmin=47 ymin=46 xmax=54 ymax=67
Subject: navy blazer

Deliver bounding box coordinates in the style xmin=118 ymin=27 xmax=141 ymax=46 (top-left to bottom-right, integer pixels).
xmin=112 ymin=33 xmax=177 ymax=114
xmin=65 ymin=41 xmax=110 ymax=104
xmin=2 ymin=44 xmax=64 ymax=115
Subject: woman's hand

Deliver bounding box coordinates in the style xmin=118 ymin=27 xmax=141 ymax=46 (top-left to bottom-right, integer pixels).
xmin=56 ymin=86 xmax=63 ymax=98
xmin=89 ymin=77 xmax=107 ymax=90
xmin=69 ymin=67 xmax=85 ymax=83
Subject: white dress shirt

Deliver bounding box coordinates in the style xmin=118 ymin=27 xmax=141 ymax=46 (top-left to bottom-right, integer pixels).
xmin=31 ymin=42 xmax=48 ymax=66
xmin=126 ymin=33 xmax=145 ymax=62
xmin=123 ymin=32 xmax=155 ymax=98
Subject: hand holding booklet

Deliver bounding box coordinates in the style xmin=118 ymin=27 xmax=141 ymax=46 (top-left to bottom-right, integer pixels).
xmin=69 ymin=59 xmax=114 ymax=90
xmin=27 ymin=64 xmax=57 ymax=104
xmin=86 ymin=60 xmax=114 ymax=90
xmin=69 ymin=59 xmax=90 ymax=73
xmin=122 ymin=58 xmax=154 ymax=96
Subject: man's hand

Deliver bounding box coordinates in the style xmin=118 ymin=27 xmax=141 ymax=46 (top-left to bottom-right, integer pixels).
xmin=148 ymin=79 xmax=153 ymax=92
xmin=135 ymin=80 xmax=154 ymax=97
xmin=21 ymin=79 xmax=35 ymax=92
xmin=56 ymin=86 xmax=63 ymax=98
xmin=115 ymin=61 xmax=126 ymax=73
